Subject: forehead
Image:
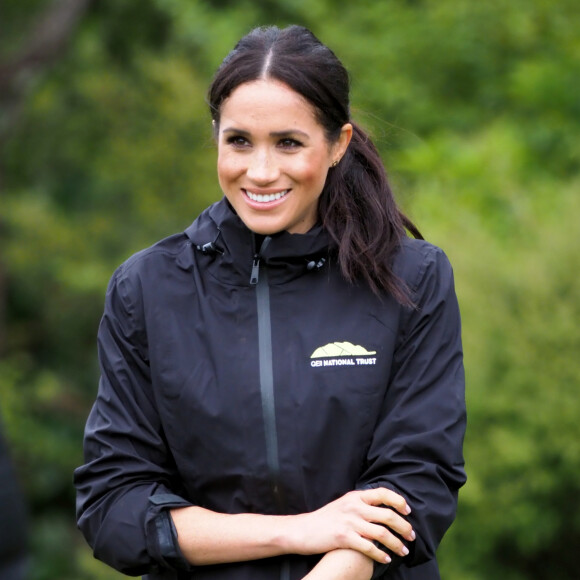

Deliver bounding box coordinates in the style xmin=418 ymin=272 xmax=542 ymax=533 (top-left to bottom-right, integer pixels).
xmin=219 ymin=79 xmax=320 ymax=130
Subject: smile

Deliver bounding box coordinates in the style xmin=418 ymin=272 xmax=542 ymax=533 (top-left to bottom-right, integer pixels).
xmin=245 ymin=189 xmax=289 ymax=203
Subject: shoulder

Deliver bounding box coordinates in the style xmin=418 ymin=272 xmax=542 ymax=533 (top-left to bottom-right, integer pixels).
xmin=116 ymin=232 xmax=192 ymax=280
xmin=103 ymin=231 xmax=196 ymax=315
xmin=105 ymin=201 xmax=228 ymax=303
xmin=393 ymin=237 xmax=457 ymax=303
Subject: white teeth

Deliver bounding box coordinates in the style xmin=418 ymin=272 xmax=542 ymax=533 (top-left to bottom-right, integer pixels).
xmin=246 ymin=189 xmax=289 ymax=203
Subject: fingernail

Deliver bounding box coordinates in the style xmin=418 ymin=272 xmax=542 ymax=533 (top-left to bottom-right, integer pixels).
xmin=385 ymin=554 xmax=392 ymax=563
xmin=410 ymin=530 xmax=416 ymax=541
xmin=401 ymin=546 xmax=409 ymax=556
xmin=405 ymin=505 xmax=412 ymax=515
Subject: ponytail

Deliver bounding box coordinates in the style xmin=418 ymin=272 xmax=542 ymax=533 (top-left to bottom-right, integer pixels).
xmin=319 ymin=122 xmax=422 ymax=304
xmin=208 ymin=25 xmax=422 ymax=303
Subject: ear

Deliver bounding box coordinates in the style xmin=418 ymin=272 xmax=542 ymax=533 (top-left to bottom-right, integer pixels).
xmin=333 ymin=122 xmax=353 ymax=161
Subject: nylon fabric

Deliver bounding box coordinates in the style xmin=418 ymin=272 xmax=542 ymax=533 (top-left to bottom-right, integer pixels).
xmin=74 ymin=198 xmax=466 ymax=580
xmin=256 ymin=261 xmax=284 ymax=512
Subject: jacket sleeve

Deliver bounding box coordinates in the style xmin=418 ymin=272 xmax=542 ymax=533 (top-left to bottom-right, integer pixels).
xmin=73 ymin=265 xmax=193 ymax=576
xmin=356 ymin=243 xmax=467 ymax=573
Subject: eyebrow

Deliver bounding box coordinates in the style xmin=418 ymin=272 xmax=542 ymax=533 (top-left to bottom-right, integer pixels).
xmin=222 ymin=127 xmax=310 ymax=139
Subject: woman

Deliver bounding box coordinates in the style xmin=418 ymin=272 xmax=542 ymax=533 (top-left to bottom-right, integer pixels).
xmin=74 ymin=25 xmax=466 ymax=580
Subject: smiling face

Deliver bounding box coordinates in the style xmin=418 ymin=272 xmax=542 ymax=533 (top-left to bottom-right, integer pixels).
xmin=216 ymin=79 xmax=352 ymax=235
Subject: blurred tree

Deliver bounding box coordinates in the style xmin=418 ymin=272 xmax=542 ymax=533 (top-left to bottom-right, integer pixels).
xmin=0 ymin=0 xmax=94 ymax=141
xmin=1 ymin=0 xmax=579 ymax=578
xmin=397 ymin=132 xmax=580 ymax=579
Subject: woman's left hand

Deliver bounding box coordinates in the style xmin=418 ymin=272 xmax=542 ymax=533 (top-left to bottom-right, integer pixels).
xmin=283 ymin=487 xmax=415 ymax=564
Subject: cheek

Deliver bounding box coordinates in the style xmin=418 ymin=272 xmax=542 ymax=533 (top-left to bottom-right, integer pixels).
xmin=295 ymin=154 xmax=330 ymax=184
xmin=217 ymin=153 xmax=242 ymax=184
xmin=294 ymin=155 xmax=330 ymax=189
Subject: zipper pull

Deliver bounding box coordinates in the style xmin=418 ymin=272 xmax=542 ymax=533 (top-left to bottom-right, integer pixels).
xmin=250 ymin=254 xmax=260 ymax=285
xmin=250 ymin=236 xmax=271 ymax=285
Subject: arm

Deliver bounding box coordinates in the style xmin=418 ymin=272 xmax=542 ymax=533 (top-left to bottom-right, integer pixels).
xmin=74 ymin=266 xmax=190 ymax=575
xmin=356 ymin=244 xmax=467 ymax=569
xmin=170 ymin=487 xmax=413 ymax=566
xmin=304 ymin=244 xmax=465 ymax=579
xmin=74 ymin=266 xmax=413 ymax=575
xmin=303 ymin=550 xmax=374 ymax=580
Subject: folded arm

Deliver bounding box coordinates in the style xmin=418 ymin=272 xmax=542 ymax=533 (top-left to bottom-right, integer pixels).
xmin=170 ymin=487 xmax=413 ymax=566
xmin=74 ymin=266 xmax=414 ymax=576
xmin=355 ymin=245 xmax=467 ymax=569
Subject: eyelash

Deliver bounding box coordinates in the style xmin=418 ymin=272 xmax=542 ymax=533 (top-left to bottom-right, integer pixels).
xmin=225 ymin=136 xmax=303 ymax=150
xmin=226 ymin=136 xmax=250 ymax=148
xmin=279 ymin=138 xmax=303 ymax=149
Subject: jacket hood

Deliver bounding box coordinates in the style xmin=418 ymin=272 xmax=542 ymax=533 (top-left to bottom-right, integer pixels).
xmin=182 ymin=198 xmax=332 ymax=286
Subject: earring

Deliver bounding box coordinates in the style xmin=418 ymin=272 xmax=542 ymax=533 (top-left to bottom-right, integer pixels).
xmin=331 ymin=160 xmax=339 ymax=168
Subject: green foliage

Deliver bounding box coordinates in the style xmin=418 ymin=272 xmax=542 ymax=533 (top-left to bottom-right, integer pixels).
xmin=399 ymin=131 xmax=580 ymax=578
xmin=1 ymin=0 xmax=579 ymax=578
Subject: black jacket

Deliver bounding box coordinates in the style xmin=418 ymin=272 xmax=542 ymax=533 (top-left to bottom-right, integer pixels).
xmin=74 ymin=199 xmax=466 ymax=579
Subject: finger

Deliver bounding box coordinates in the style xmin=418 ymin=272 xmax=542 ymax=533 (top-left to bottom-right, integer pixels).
xmin=360 ymin=487 xmax=411 ymax=515
xmin=370 ymin=506 xmax=415 ymax=542
xmin=347 ymin=532 xmax=392 ymax=565
xmin=360 ymin=521 xmax=411 ymax=558
xmin=355 ymin=500 xmax=414 ymax=543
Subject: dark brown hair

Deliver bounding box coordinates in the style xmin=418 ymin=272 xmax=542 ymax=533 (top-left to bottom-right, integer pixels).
xmin=208 ymin=25 xmax=422 ymax=302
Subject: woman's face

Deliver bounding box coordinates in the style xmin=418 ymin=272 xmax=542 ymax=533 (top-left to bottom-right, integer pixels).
xmin=216 ymin=79 xmax=352 ymax=235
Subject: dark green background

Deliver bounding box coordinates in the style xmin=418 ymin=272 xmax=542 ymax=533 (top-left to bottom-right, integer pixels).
xmin=1 ymin=1 xmax=579 ymax=578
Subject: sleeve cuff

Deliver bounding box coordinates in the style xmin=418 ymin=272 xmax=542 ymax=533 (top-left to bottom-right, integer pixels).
xmin=146 ymin=493 xmax=195 ymax=572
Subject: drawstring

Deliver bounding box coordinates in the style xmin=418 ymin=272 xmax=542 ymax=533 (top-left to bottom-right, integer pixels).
xmin=194 ymin=228 xmax=327 ymax=276
xmin=306 ymin=257 xmax=326 ymax=271
xmin=195 ymin=230 xmax=224 ymax=256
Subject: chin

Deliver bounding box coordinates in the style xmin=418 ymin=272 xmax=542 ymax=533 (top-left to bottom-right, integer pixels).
xmin=247 ymin=224 xmax=285 ymax=236
xmin=239 ymin=215 xmax=286 ymax=236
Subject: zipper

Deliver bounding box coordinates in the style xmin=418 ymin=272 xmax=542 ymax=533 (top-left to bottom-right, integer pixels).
xmin=280 ymin=560 xmax=290 ymax=580
xmin=251 ymin=237 xmax=285 ymax=512
xmin=250 ymin=254 xmax=261 ymax=285
xmin=251 ymin=237 xmax=290 ymax=579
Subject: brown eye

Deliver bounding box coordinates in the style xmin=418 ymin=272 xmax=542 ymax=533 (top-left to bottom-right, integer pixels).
xmin=226 ymin=136 xmax=250 ymax=148
xmin=279 ymin=138 xmax=302 ymax=149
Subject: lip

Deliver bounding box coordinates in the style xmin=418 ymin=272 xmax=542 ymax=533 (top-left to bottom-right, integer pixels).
xmin=242 ymin=188 xmax=290 ymax=209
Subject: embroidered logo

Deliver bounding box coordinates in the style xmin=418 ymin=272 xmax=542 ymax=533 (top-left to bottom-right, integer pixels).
xmin=310 ymin=341 xmax=377 ymax=367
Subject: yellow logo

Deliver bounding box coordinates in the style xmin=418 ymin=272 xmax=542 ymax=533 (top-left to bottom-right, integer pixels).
xmin=310 ymin=342 xmax=377 ymax=368
xmin=311 ymin=341 xmax=376 ymax=358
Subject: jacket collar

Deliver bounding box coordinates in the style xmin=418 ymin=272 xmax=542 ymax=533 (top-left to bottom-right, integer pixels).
xmin=182 ymin=198 xmax=332 ymax=286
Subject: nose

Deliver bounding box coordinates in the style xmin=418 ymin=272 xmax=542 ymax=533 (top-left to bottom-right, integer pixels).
xmin=246 ymin=149 xmax=280 ymax=184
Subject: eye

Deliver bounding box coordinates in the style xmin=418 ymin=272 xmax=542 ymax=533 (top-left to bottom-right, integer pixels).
xmin=225 ymin=135 xmax=250 ymax=148
xmin=278 ymin=137 xmax=303 ymax=150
